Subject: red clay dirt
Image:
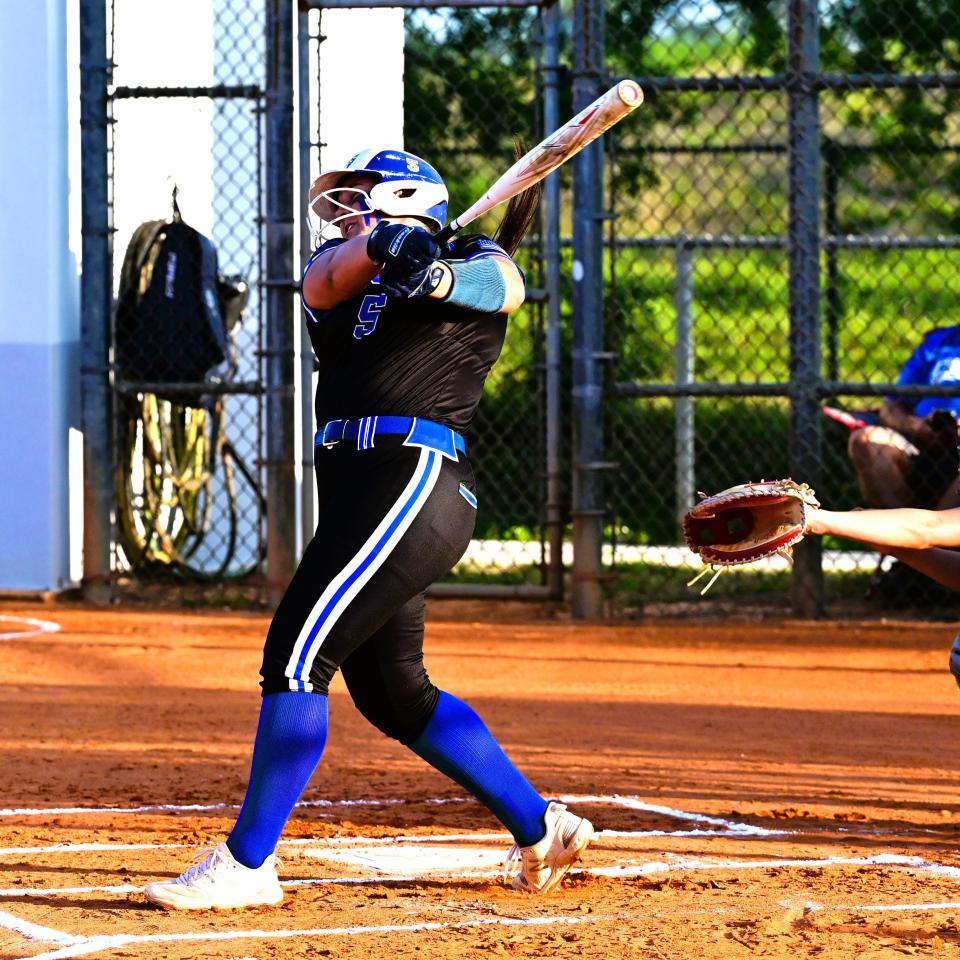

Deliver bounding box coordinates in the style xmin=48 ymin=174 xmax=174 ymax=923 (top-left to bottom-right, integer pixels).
xmin=0 ymin=600 xmax=959 ymax=960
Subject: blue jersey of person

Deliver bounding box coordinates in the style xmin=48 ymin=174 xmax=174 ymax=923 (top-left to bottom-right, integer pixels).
xmin=301 ymin=234 xmax=514 ymax=433
xmin=890 ymin=326 xmax=960 ymax=418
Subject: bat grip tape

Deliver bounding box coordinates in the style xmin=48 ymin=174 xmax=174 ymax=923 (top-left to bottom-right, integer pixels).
xmin=443 ymin=258 xmax=507 ymax=313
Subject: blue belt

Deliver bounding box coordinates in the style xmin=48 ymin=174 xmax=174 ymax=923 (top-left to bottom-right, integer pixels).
xmin=315 ymin=416 xmax=466 ymax=460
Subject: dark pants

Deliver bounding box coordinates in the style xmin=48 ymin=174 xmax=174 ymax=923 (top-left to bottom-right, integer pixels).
xmin=260 ymin=435 xmax=477 ymax=743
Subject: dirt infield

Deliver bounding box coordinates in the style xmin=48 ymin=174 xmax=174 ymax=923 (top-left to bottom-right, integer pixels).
xmin=0 ymin=600 xmax=959 ymax=959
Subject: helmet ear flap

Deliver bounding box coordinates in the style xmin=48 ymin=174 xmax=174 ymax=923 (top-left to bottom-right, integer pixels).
xmin=309 ymin=148 xmax=449 ymax=236
xmin=367 ymin=179 xmax=447 ymax=232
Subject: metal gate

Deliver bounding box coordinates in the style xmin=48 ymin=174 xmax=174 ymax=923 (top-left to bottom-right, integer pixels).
xmin=80 ymin=0 xmax=293 ymax=602
xmin=298 ymin=0 xmax=565 ymax=599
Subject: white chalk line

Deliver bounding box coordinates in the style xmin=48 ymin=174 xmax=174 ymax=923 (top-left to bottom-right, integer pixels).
xmin=0 ymin=797 xmax=409 ymax=818
xmin=559 ymin=794 xmax=784 ymax=837
xmin=0 ymin=909 xmax=74 ymax=945
xmin=0 ymin=615 xmax=60 ymax=643
xmin=0 ymin=854 xmax=948 ymax=900
xmin=0 ymin=854 xmax=938 ymax=902
xmin=6 ymin=856 xmax=960 ymax=959
xmin=4 ymin=855 xmax=959 ymax=958
xmin=0 ymin=826 xmax=772 ymax=859
xmin=12 ymin=913 xmax=625 ymax=960
xmin=0 ymin=792 xmax=780 ymax=837
xmin=831 ymin=900 xmax=960 ymax=913
xmin=1 ymin=794 xmax=949 ymax=955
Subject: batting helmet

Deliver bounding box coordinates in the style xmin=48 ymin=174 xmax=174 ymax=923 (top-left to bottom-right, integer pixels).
xmin=309 ymin=148 xmax=448 ymax=237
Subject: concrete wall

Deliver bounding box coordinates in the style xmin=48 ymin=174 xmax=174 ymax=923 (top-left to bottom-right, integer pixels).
xmin=0 ymin=0 xmax=79 ymax=591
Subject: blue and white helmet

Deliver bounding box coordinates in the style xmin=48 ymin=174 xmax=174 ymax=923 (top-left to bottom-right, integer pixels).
xmin=308 ymin=147 xmax=448 ymax=240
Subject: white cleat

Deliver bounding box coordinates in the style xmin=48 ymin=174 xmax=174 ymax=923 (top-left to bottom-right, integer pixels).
xmin=503 ymin=801 xmax=595 ymax=894
xmin=144 ymin=841 xmax=283 ymax=911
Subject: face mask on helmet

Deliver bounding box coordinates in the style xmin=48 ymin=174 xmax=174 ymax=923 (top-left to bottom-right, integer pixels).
xmin=308 ymin=148 xmax=448 ymax=245
xmin=308 ymin=185 xmax=379 ymax=246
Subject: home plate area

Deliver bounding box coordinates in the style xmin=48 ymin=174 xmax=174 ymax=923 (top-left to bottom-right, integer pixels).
xmin=4 ymin=793 xmax=960 ymax=959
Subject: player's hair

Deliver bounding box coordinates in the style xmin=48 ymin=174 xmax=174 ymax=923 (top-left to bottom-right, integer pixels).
xmin=492 ymin=139 xmax=542 ymax=257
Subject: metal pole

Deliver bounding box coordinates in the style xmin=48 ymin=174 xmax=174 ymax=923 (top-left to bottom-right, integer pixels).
xmin=570 ymin=0 xmax=606 ymax=618
xmin=823 ymin=140 xmax=841 ymax=389
xmin=674 ymin=236 xmax=695 ymax=518
xmin=542 ymin=2 xmax=564 ymax=599
xmin=79 ymin=0 xmax=113 ymax=602
xmin=297 ymin=4 xmax=315 ymax=554
xmin=265 ymin=0 xmax=298 ymax=600
xmin=787 ymin=0 xmax=824 ymax=616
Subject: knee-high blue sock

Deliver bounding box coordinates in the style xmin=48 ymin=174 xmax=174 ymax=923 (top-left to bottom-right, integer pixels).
xmin=227 ymin=692 xmax=328 ymax=868
xmin=409 ymin=690 xmax=549 ymax=847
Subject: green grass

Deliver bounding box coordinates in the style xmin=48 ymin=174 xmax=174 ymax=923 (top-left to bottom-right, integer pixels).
xmin=439 ymin=557 xmax=881 ymax=608
xmin=608 ymin=560 xmax=874 ymax=604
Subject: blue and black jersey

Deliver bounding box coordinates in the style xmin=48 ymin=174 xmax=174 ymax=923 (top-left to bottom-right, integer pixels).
xmin=302 ymin=234 xmax=512 ymax=433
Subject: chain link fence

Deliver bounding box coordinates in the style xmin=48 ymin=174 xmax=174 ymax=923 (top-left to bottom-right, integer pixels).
xmin=304 ymin=2 xmax=555 ymax=595
xmin=603 ymin=0 xmax=960 ymax=616
xmin=80 ymin=0 xmax=960 ymax=615
xmin=95 ymin=0 xmax=268 ymax=598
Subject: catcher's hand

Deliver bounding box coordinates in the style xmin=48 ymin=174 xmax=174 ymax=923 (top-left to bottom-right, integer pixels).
xmin=681 ymin=479 xmax=820 ymax=593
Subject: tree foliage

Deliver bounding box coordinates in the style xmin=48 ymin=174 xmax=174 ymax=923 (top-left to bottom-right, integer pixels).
xmin=402 ymin=0 xmax=959 ymax=232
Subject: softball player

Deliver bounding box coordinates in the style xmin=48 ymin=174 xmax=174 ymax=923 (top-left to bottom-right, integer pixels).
xmin=144 ymin=148 xmax=593 ymax=910
xmin=848 ymin=326 xmax=960 ymax=512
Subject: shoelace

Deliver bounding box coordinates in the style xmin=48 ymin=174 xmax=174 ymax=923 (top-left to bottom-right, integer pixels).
xmin=501 ymin=842 xmax=522 ymax=884
xmin=176 ymin=846 xmax=282 ymax=885
xmin=502 ymin=802 xmax=571 ymax=883
xmin=177 ymin=847 xmax=222 ymax=884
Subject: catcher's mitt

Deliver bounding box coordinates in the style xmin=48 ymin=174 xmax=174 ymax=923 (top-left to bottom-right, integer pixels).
xmin=681 ymin=479 xmax=820 ymax=594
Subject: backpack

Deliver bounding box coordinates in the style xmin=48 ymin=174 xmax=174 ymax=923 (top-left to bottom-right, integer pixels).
xmin=115 ymin=198 xmax=243 ymax=392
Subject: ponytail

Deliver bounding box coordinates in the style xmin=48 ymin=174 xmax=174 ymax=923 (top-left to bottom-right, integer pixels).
xmin=492 ymin=139 xmax=542 ymax=257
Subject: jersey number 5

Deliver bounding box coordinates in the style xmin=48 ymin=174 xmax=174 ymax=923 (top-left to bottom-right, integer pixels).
xmin=354 ymin=293 xmax=387 ymax=340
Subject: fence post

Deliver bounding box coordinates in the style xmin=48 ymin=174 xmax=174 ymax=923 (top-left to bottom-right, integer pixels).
xmin=542 ymin=2 xmax=564 ymax=599
xmin=674 ymin=235 xmax=695 ymax=518
xmin=787 ymin=0 xmax=824 ymax=616
xmin=823 ymin=140 xmax=841 ymax=389
xmin=570 ymin=0 xmax=606 ymax=619
xmin=297 ymin=4 xmax=315 ymax=557
xmin=265 ymin=0 xmax=298 ymax=600
xmin=79 ymin=0 xmax=113 ymax=602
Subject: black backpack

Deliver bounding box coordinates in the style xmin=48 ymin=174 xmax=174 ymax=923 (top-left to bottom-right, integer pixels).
xmin=115 ymin=198 xmax=244 ymax=390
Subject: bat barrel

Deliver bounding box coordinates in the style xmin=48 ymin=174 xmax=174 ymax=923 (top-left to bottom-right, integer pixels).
xmin=616 ymin=78 xmax=643 ymax=106
xmin=434 ymin=79 xmax=643 ymax=242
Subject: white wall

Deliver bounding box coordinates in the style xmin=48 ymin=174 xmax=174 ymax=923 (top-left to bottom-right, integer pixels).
xmin=315 ymin=8 xmax=405 ymax=175
xmin=0 ymin=1 xmax=405 ymax=589
xmin=110 ymin=2 xmax=215 ymax=284
xmin=301 ymin=7 xmax=404 ymax=542
xmin=0 ymin=0 xmax=77 ymax=591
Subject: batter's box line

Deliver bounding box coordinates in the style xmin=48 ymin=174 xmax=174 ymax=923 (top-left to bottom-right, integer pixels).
xmin=6 ymin=856 xmax=958 ymax=960
xmin=0 ymin=616 xmax=60 ymax=643
xmin=0 ymin=853 xmax=941 ymax=903
xmin=0 ymin=797 xmax=413 ymax=818
xmin=0 ymin=824 xmax=771 ymax=859
xmin=0 ymin=793 xmax=780 ymax=838
xmin=10 ymin=911 xmax=645 ymax=960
